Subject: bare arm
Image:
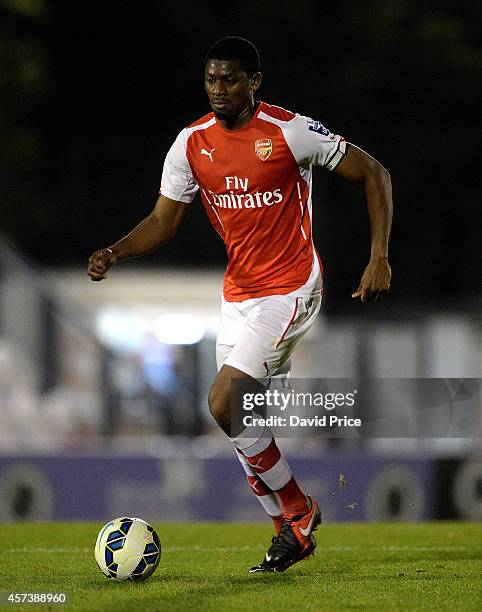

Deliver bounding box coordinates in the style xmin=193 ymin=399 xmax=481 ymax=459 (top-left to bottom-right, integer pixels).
xmin=334 ymin=143 xmax=393 ymax=302
xmin=87 ymin=194 xmax=187 ymax=281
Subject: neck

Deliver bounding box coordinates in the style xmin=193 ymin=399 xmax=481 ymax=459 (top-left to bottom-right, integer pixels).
xmin=218 ymin=100 xmax=259 ymax=131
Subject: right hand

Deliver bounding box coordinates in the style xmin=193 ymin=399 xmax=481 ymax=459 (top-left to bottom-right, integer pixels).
xmin=87 ymin=248 xmax=117 ymax=281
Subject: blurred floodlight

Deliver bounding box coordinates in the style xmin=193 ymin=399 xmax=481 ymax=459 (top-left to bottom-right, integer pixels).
xmin=96 ymin=306 xmax=148 ymax=351
xmin=204 ymin=315 xmax=220 ymax=336
xmin=153 ymin=314 xmax=205 ymax=345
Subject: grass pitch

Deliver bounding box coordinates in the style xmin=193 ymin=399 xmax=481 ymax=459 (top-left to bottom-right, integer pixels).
xmin=2 ymin=522 xmax=481 ymax=611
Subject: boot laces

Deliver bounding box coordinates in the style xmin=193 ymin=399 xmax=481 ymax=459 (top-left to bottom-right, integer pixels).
xmin=270 ymin=518 xmax=298 ymax=556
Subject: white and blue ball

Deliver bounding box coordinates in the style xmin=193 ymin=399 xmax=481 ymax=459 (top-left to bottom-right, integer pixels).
xmin=95 ymin=517 xmax=161 ymax=581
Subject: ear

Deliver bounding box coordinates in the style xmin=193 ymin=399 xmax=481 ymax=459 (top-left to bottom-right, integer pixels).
xmin=251 ymin=72 xmax=262 ymax=92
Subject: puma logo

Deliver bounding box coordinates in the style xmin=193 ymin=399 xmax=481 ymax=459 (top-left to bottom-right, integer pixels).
xmin=201 ymin=147 xmax=215 ymax=161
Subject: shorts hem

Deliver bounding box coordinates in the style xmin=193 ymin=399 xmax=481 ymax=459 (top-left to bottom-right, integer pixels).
xmin=223 ymin=358 xmax=267 ymax=380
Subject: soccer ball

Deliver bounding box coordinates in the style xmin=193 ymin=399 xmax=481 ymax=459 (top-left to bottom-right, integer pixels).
xmin=95 ymin=517 xmax=161 ymax=582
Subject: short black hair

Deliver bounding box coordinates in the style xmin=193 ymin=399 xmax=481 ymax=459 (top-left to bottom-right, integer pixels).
xmin=205 ymin=36 xmax=260 ymax=77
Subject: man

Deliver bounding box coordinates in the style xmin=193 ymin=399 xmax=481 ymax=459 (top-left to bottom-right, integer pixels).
xmin=88 ymin=36 xmax=392 ymax=573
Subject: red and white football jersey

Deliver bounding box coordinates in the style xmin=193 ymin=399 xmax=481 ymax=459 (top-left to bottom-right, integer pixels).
xmin=160 ymin=101 xmax=346 ymax=302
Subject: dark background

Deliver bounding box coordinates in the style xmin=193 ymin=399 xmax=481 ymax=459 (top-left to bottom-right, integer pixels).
xmin=1 ymin=0 xmax=480 ymax=313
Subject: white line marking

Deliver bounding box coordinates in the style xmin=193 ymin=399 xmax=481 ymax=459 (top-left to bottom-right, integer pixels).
xmin=6 ymin=545 xmax=475 ymax=554
xmin=211 ymin=206 xmax=225 ymax=232
xmin=297 ymin=181 xmax=302 ymax=200
xmin=201 ymin=188 xmax=212 ymax=204
xmin=201 ymin=189 xmax=225 ymax=231
xmin=6 ymin=547 xmax=91 ymax=553
xmin=297 ymin=181 xmax=307 ymax=240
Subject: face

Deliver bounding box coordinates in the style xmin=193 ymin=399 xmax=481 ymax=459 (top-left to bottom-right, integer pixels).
xmin=205 ymin=59 xmax=261 ymax=120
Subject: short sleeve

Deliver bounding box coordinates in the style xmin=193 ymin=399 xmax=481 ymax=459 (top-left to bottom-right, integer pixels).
xmin=284 ymin=115 xmax=347 ymax=171
xmin=160 ymin=129 xmax=199 ymax=203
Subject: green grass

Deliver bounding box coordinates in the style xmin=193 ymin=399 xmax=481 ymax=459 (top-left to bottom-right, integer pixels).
xmin=1 ymin=522 xmax=481 ymax=611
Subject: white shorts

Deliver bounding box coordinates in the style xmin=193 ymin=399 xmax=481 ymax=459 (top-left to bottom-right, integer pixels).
xmin=216 ymin=256 xmax=322 ymax=380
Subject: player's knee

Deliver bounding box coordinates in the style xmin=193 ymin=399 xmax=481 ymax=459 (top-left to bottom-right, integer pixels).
xmin=207 ymin=385 xmax=225 ymax=419
xmin=208 ymin=385 xmax=231 ymax=431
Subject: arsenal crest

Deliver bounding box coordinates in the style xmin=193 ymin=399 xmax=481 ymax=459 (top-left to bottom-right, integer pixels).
xmin=255 ymin=138 xmax=272 ymax=161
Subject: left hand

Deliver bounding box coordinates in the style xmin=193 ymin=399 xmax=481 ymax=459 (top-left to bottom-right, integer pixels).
xmin=352 ymin=257 xmax=391 ymax=303
xmin=87 ymin=248 xmax=117 ymax=281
